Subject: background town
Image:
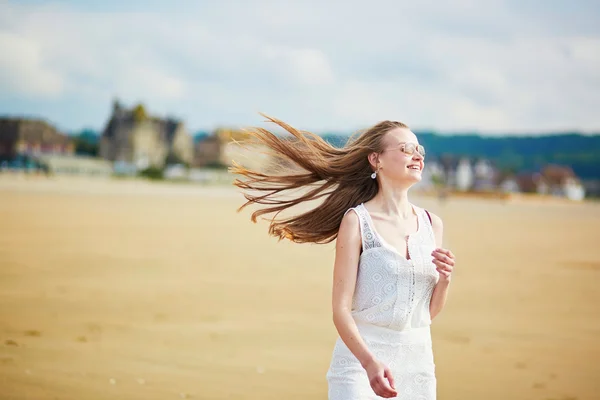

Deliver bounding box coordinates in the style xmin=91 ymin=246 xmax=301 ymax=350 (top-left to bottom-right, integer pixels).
xmin=1 ymin=97 xmax=598 ymax=201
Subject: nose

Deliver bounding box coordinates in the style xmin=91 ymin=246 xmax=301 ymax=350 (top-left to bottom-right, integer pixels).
xmin=412 ymin=151 xmax=424 ymax=161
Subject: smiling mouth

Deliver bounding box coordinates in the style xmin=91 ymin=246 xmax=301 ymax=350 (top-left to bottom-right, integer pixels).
xmin=407 ymin=165 xmax=421 ymax=171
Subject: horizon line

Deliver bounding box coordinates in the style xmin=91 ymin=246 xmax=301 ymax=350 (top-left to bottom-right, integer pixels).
xmin=1 ymin=113 xmax=599 ymax=138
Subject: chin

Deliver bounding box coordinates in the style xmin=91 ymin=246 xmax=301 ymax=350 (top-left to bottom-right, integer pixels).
xmin=408 ymin=177 xmax=422 ymax=186
xmin=407 ymin=171 xmax=423 ymax=182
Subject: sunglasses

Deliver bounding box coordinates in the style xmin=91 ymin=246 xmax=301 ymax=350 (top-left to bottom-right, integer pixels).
xmin=384 ymin=142 xmax=426 ymax=157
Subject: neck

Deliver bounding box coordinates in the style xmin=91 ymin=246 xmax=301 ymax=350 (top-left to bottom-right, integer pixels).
xmin=372 ymin=183 xmax=413 ymax=219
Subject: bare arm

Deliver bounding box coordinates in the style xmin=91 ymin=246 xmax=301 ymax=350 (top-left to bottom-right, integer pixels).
xmin=332 ymin=210 xmax=398 ymax=398
xmin=331 ymin=210 xmax=375 ymax=368
xmin=429 ymin=212 xmax=453 ymax=320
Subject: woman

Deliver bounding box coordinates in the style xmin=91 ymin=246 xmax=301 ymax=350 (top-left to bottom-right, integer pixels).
xmin=231 ymin=114 xmax=455 ymax=399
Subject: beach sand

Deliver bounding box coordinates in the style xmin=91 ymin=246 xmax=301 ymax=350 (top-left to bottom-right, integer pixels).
xmin=1 ymin=175 xmax=599 ymax=400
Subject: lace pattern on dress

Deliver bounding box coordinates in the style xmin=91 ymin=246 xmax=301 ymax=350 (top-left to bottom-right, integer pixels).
xmin=328 ymin=203 xmax=439 ymax=399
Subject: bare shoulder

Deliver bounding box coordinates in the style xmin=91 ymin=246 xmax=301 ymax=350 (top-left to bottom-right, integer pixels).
xmin=333 ymin=208 xmax=362 ymax=279
xmin=332 ymin=209 xmax=362 ymax=311
xmin=338 ymin=208 xmax=361 ymax=244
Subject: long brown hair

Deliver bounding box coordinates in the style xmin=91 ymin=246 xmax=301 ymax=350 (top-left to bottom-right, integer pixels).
xmin=230 ymin=113 xmax=408 ymax=244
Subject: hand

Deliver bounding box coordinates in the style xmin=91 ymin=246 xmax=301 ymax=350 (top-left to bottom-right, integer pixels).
xmin=432 ymin=248 xmax=455 ymax=282
xmin=363 ymin=358 xmax=397 ymax=398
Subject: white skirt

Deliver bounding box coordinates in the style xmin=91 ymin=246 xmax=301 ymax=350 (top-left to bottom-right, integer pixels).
xmin=326 ymin=323 xmax=437 ymax=400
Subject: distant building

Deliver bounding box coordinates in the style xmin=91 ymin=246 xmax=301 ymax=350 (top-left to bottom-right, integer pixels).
xmin=0 ymin=118 xmax=74 ymax=162
xmin=193 ymin=134 xmax=222 ymax=167
xmin=541 ymin=164 xmax=585 ymax=200
xmin=499 ymin=177 xmax=520 ymax=193
xmin=439 ymin=156 xmax=457 ymax=187
xmin=37 ymin=154 xmax=113 ymax=177
xmin=455 ymin=158 xmax=474 ymax=191
xmin=435 ymin=156 xmax=500 ymax=193
xmin=472 ymin=159 xmax=498 ymax=191
xmin=193 ymin=127 xmax=274 ymax=172
xmin=562 ymin=177 xmax=585 ymax=201
xmin=99 ymin=100 xmax=194 ymax=169
xmin=516 ymin=172 xmax=547 ymax=194
xmin=515 ymin=165 xmax=585 ymax=200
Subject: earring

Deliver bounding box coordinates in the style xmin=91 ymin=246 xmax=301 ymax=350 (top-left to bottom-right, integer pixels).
xmin=371 ymin=166 xmax=380 ymax=179
xmin=371 ymin=162 xmax=380 ymax=179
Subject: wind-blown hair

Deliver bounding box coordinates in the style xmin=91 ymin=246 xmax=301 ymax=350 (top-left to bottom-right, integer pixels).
xmin=230 ymin=114 xmax=408 ymax=244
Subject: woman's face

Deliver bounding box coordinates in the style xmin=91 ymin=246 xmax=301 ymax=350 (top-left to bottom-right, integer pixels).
xmin=376 ymin=127 xmax=425 ymax=186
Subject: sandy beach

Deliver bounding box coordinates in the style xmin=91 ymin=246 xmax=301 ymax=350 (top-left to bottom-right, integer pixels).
xmin=1 ymin=175 xmax=599 ymax=400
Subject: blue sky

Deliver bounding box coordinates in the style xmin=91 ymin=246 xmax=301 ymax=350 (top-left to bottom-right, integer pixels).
xmin=1 ymin=0 xmax=599 ymax=135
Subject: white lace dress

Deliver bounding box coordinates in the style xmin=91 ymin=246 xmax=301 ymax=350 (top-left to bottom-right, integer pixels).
xmin=326 ymin=203 xmax=440 ymax=399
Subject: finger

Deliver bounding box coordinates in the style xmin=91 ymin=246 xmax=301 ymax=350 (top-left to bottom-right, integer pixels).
xmin=435 ymin=266 xmax=449 ymax=275
xmin=432 ymin=259 xmax=451 ymax=269
xmin=434 ymin=248 xmax=452 ymax=256
xmin=381 ymin=376 xmax=397 ymax=396
xmin=372 ymin=379 xmax=389 ymax=398
xmin=435 ymin=263 xmax=453 ymax=272
xmin=434 ymin=248 xmax=456 ymax=261
xmin=371 ymin=381 xmax=381 ymax=396
xmin=434 ymin=261 xmax=453 ymax=273
xmin=435 ymin=264 xmax=454 ymax=273
xmin=385 ymin=368 xmax=396 ymax=390
xmin=437 ymin=254 xmax=455 ymax=266
xmin=377 ymin=376 xmax=397 ymax=398
xmin=432 ymin=254 xmax=455 ymax=266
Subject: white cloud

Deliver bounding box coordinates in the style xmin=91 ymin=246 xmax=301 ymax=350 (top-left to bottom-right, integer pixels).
xmin=115 ymin=67 xmax=187 ymax=100
xmin=0 ymin=0 xmax=599 ymax=133
xmin=261 ymin=46 xmax=335 ymax=86
xmin=0 ymin=32 xmax=63 ymax=96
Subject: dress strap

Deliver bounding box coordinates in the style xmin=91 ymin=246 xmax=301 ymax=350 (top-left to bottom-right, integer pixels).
xmin=414 ymin=205 xmax=436 ymax=244
xmin=425 ymin=209 xmax=432 ymax=225
xmin=344 ymin=204 xmax=379 ymax=252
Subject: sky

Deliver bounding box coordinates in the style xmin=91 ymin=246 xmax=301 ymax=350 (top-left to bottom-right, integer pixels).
xmin=1 ymin=0 xmax=599 ymax=135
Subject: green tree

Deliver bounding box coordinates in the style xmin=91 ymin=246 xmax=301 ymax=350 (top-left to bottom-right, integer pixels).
xmin=138 ymin=166 xmax=164 ymax=180
xmin=72 ymin=129 xmax=100 ymax=156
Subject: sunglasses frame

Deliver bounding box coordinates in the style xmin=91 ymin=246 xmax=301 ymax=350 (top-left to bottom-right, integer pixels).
xmin=383 ymin=142 xmax=426 ymax=157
